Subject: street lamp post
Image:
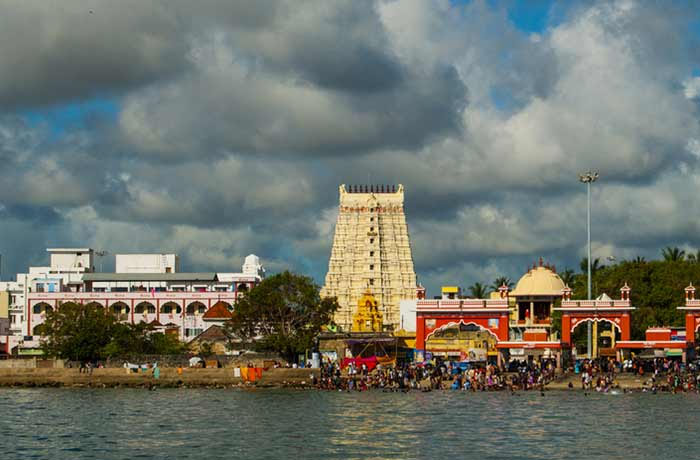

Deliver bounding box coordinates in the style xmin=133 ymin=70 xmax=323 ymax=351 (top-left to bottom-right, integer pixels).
xmin=579 ymin=171 xmax=599 ymax=359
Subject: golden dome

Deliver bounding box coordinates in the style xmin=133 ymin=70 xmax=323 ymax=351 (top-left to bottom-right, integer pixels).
xmin=511 ymin=265 xmax=565 ymax=297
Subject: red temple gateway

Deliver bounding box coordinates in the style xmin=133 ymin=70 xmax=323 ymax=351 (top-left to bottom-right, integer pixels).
xmin=415 ymin=285 xmax=510 ymax=364
xmin=555 ymin=283 xmax=633 ymax=360
xmin=412 ymin=259 xmax=700 ymax=365
xmin=679 ymin=283 xmax=700 ymax=347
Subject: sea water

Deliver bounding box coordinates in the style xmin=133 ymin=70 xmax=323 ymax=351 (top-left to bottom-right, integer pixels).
xmin=0 ymin=388 xmax=697 ymax=459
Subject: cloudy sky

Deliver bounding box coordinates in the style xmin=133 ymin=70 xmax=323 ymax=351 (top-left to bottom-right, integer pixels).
xmin=0 ymin=0 xmax=699 ymax=295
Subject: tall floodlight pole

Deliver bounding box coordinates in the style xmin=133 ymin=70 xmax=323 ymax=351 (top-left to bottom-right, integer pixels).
xmin=579 ymin=171 xmax=599 ymax=359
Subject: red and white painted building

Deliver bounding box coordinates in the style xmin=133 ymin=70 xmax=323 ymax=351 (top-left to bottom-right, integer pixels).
xmin=410 ymin=261 xmax=567 ymax=365
xmin=414 ymin=290 xmax=511 ymax=351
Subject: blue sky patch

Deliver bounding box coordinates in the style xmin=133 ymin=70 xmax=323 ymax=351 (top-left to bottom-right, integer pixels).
xmin=21 ymin=97 xmax=119 ymax=137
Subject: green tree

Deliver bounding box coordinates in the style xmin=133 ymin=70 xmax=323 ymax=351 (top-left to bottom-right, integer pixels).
xmin=102 ymin=322 xmax=153 ymax=358
xmin=148 ymin=331 xmax=186 ymax=355
xmin=222 ymin=271 xmax=339 ymax=362
xmin=468 ymin=282 xmax=489 ymax=299
xmin=199 ymin=342 xmax=214 ymax=358
xmin=41 ymin=302 xmax=119 ymax=362
xmin=559 ymin=269 xmax=576 ymax=287
xmin=570 ymin=259 xmax=692 ymax=339
xmin=662 ymin=246 xmax=686 ymax=262
xmin=686 ymin=250 xmax=700 ymax=263
xmin=579 ymin=257 xmax=603 ymax=274
xmin=491 ymin=277 xmax=513 ymax=292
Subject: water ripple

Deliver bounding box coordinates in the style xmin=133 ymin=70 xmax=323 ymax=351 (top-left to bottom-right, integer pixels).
xmin=1 ymin=389 xmax=699 ymax=459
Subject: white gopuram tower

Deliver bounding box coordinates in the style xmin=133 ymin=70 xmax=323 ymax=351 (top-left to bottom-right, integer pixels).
xmin=321 ymin=184 xmax=418 ymax=332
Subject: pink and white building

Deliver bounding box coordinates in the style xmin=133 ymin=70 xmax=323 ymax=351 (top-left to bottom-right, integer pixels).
xmin=2 ymin=249 xmax=265 ymax=354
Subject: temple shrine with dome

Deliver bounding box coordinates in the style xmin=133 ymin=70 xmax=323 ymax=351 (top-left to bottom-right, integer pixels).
xmin=408 ymin=258 xmax=647 ymax=367
xmin=407 ymin=257 xmax=700 ymax=366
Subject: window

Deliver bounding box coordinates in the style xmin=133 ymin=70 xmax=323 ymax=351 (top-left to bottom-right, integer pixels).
xmin=369 ymin=279 xmax=374 ymax=285
xmin=369 ymin=265 xmax=374 ymax=270
xmin=185 ymin=328 xmax=203 ymax=337
xmin=370 ymin=238 xmax=374 ymax=244
xmin=370 ymin=251 xmax=374 ymax=257
xmin=370 ymin=227 xmax=374 ymax=231
xmin=370 ymin=217 xmax=374 ymax=222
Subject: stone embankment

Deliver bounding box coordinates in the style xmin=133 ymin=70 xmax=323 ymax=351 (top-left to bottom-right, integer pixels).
xmin=545 ymin=372 xmax=648 ymax=390
xmin=0 ymin=367 xmax=652 ymax=391
xmin=0 ymin=368 xmax=316 ymax=389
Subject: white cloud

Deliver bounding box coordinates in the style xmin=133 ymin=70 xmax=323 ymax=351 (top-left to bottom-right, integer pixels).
xmin=684 ymin=77 xmax=700 ymax=100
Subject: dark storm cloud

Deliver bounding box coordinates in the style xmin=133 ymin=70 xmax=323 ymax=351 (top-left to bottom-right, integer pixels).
xmin=236 ymin=0 xmax=406 ymax=93
xmin=0 ymin=204 xmax=62 ymax=225
xmin=0 ymin=1 xmax=191 ymax=109
xmin=119 ymin=0 xmax=467 ymax=158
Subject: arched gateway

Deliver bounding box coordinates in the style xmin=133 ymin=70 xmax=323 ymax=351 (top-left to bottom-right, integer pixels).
xmin=555 ymin=284 xmax=633 ymax=358
xmin=415 ymin=287 xmax=510 ymax=364
xmin=680 ymin=284 xmax=700 ymax=346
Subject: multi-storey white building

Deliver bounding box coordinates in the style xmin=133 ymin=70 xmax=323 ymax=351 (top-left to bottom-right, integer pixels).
xmin=0 ymin=250 xmax=265 ymax=355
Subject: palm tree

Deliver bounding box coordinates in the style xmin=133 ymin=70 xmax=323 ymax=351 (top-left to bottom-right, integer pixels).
xmin=559 ymin=268 xmax=575 ymax=287
xmin=662 ymin=246 xmax=685 ymax=262
xmin=468 ymin=282 xmax=489 ymax=299
xmin=686 ymin=250 xmax=700 ymax=263
xmin=632 ymin=256 xmax=647 ymax=264
xmin=579 ymin=257 xmax=603 ymax=275
xmin=491 ymin=276 xmax=513 ymax=292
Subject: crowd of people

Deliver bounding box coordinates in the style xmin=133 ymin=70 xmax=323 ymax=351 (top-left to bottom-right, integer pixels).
xmin=313 ymin=355 xmax=700 ymax=394
xmin=572 ymin=357 xmax=700 ymax=393
xmin=314 ymin=359 xmax=558 ymax=392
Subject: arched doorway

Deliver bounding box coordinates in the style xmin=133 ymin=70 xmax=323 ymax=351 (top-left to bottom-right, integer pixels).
xmin=571 ymin=318 xmax=622 ymax=358
xmin=84 ymin=301 xmax=105 ymax=310
xmin=111 ymin=302 xmax=130 ymax=321
xmin=135 ymin=302 xmax=156 ymax=315
xmin=160 ymin=302 xmax=182 ymax=315
xmin=425 ymin=322 xmax=499 ymax=362
xmin=186 ymin=302 xmax=207 ymax=316
xmin=32 ymin=303 xmax=53 ymax=315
